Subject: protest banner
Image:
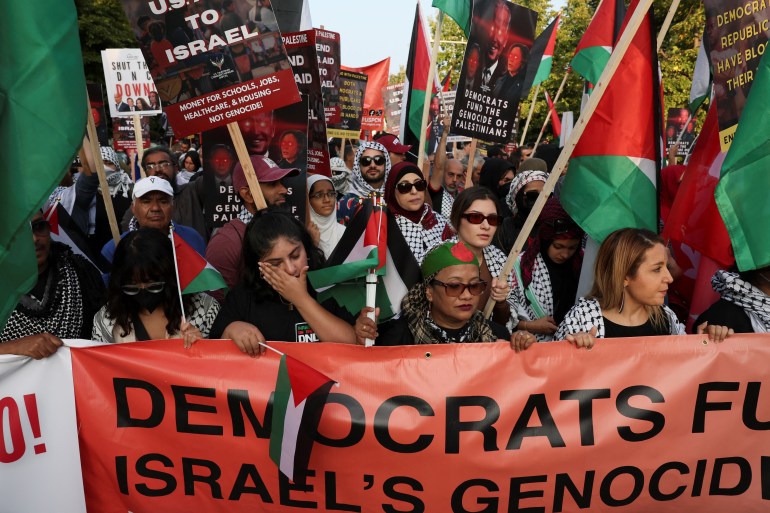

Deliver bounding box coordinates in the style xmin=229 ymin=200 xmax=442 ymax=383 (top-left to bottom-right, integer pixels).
xmin=87 ymin=83 xmax=109 ymax=146
xmin=703 ymin=0 xmax=770 ymax=151
xmin=442 ymin=91 xmax=473 ymax=143
xmin=283 ymin=30 xmax=332 ymax=177
xmin=326 ymin=70 xmax=367 ymax=140
xmin=0 ymin=349 xmax=86 ymax=513
xmin=315 ymin=29 xmax=342 ymax=124
xmin=102 ymin=48 xmax=163 ymax=118
xmin=382 ymin=83 xmax=404 ymax=136
xmin=60 ymin=334 xmax=770 ymax=512
xmin=112 ymin=116 xmax=151 ymax=152
xmin=116 ymin=0 xmax=300 ymax=137
xmin=665 ymin=107 xmax=698 ymax=158
xmin=342 ymin=58 xmax=391 ymax=132
xmin=451 ymin=0 xmax=538 ymax=144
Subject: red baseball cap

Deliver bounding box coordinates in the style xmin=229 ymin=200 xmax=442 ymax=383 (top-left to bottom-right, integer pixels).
xmin=233 ymin=155 xmax=299 ymax=190
xmin=377 ymin=134 xmax=413 ymax=155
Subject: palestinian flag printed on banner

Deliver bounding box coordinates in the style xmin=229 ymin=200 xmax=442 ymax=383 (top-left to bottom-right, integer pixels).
xmin=171 ymin=229 xmax=227 ymax=294
xmin=561 ymin=0 xmax=662 ymax=243
xmin=571 ymin=0 xmax=627 ymax=85
xmin=400 ymin=3 xmax=432 ymax=155
xmin=269 ymin=353 xmax=335 ymax=484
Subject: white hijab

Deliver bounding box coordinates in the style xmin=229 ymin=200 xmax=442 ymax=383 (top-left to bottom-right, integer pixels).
xmin=308 ymin=175 xmax=346 ymax=258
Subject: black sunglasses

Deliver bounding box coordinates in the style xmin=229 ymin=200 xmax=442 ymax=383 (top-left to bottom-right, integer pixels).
xmin=396 ymin=179 xmax=428 ymax=194
xmin=431 ymin=279 xmax=487 ymax=297
xmin=461 ymin=212 xmax=502 ymax=227
xmin=547 ymin=218 xmax=579 ymax=235
xmin=31 ymin=219 xmax=50 ymax=235
xmin=359 ymin=155 xmax=386 ymax=167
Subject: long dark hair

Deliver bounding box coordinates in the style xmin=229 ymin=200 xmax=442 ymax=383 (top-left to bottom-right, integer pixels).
xmin=449 ymin=186 xmax=500 ymax=231
xmin=242 ymin=208 xmax=324 ymax=300
xmin=105 ymin=228 xmax=189 ymax=337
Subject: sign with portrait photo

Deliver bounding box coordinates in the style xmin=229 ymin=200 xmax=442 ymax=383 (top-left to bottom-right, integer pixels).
xmin=101 ymin=48 xmax=163 ymax=118
xmin=451 ymin=0 xmax=538 ymax=144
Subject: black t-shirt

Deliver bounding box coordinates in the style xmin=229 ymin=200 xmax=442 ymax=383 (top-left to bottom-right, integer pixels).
xmin=375 ymin=316 xmax=510 ymax=346
xmin=603 ymin=316 xmax=670 ymax=338
xmin=694 ymin=299 xmax=754 ymax=334
xmin=209 ymin=283 xmax=355 ymax=342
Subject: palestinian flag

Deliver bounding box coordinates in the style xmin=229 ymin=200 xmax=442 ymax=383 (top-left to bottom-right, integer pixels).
xmin=524 ymin=14 xmax=560 ymax=93
xmin=171 ymin=229 xmax=226 ymax=293
xmin=269 ymin=354 xmax=335 ymax=484
xmin=432 ymin=0 xmax=471 ymax=37
xmin=715 ymin=48 xmax=770 ymax=271
xmin=689 ymin=33 xmax=712 ymax=113
xmin=561 ymin=0 xmax=662 ymax=244
xmin=44 ymin=202 xmax=110 ymax=274
xmin=571 ymin=0 xmax=627 ymax=86
xmin=400 ymin=3 xmax=432 ymax=157
xmin=544 ymin=90 xmax=562 ymax=138
xmin=308 ymin=200 xmax=421 ymax=320
xmin=440 ymin=67 xmax=453 ymax=92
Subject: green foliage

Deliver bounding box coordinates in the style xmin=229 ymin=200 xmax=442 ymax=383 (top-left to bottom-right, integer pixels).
xmin=76 ymin=0 xmax=136 ymax=84
xmin=389 ymin=64 xmax=407 ymax=85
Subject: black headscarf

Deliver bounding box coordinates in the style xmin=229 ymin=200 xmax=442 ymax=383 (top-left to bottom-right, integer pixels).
xmin=478 ymin=158 xmax=516 ymax=201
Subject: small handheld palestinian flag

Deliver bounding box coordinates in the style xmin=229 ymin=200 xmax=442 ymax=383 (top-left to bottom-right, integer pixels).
xmin=169 ymin=227 xmax=226 ymax=294
xmin=270 ymin=353 xmax=336 ymax=484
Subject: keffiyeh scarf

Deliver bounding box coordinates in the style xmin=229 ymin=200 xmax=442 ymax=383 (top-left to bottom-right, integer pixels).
xmin=347 ymin=141 xmax=392 ymax=198
xmin=712 ymin=270 xmax=770 ymax=332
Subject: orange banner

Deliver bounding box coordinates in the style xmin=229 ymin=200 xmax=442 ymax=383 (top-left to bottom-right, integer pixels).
xmin=72 ymin=335 xmax=770 ymax=512
xmin=342 ymin=58 xmax=391 ymax=131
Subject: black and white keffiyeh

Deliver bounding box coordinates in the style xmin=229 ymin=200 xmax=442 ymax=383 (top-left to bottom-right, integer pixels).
xmin=512 ymin=252 xmax=555 ymax=341
xmin=0 ymin=252 xmax=84 ymax=342
xmin=712 ymin=270 xmax=770 ymax=333
xmin=237 ymin=206 xmax=254 ymax=225
xmin=396 ymin=210 xmax=452 ymax=264
xmin=347 ymin=141 xmax=392 ymax=198
xmin=554 ymin=297 xmax=685 ymax=341
xmin=439 ymin=188 xmax=455 ymax=217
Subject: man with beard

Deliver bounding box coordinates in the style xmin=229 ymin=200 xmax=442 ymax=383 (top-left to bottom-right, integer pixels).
xmin=0 ymin=212 xmax=105 ymax=354
xmin=428 ymin=114 xmax=462 ymax=216
xmin=237 ymin=111 xmax=275 ymax=157
xmin=336 ymin=141 xmax=392 ymax=224
xmin=480 ymin=0 xmax=511 ymax=93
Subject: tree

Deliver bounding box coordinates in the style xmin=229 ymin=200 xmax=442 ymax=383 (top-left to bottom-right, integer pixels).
xmin=76 ymin=0 xmax=136 ymax=84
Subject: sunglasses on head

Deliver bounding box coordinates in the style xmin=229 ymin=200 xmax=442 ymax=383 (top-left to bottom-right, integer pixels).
xmin=359 ymin=155 xmax=386 ymax=167
xmin=121 ymin=282 xmax=166 ymax=296
xmin=461 ymin=212 xmax=501 ymax=226
xmin=395 ymin=179 xmax=427 ymax=194
xmin=431 ymin=278 xmax=487 ymax=297
xmin=547 ymin=218 xmax=579 ymax=235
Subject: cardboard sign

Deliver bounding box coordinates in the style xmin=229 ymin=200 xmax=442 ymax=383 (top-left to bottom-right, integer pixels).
xmin=116 ymin=0 xmax=301 ymax=137
xmin=665 ymin=107 xmax=698 ymax=158
xmin=102 ymin=48 xmax=163 ymax=118
xmin=112 ymin=116 xmax=151 ymax=151
xmin=452 ymin=0 xmax=538 ymax=143
xmin=326 ymin=70 xmax=367 ymax=139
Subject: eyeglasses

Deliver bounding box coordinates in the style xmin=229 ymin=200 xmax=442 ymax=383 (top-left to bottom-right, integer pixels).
xmin=430 ymin=279 xmax=487 ymax=297
xmin=461 ymin=212 xmax=502 ymax=227
xmin=359 ymin=155 xmax=386 ymax=167
xmin=310 ymin=191 xmax=337 ymax=200
xmin=547 ymin=218 xmax=579 ymax=235
xmin=121 ymin=282 xmax=166 ymax=296
xmin=395 ymin=179 xmax=427 ymax=194
xmin=30 ymin=219 xmax=50 ymax=235
xmin=144 ymin=160 xmax=173 ymax=172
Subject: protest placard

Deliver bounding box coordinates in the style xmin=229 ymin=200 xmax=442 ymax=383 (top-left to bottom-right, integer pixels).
xmin=115 ymin=0 xmax=301 ymax=137
xmin=315 ymin=29 xmax=341 ymax=124
xmin=282 ymin=30 xmax=332 ymax=177
xmin=451 ymin=0 xmax=538 ymax=144
xmin=343 ymin=58 xmax=390 ymax=132
xmin=382 ymin=83 xmax=404 ymax=136
xmin=665 ymin=107 xmax=698 ymax=158
xmin=87 ymin=83 xmax=110 ymax=146
xmin=101 ymin=48 xmax=162 ymax=118
xmin=326 ymin=70 xmax=367 ymax=140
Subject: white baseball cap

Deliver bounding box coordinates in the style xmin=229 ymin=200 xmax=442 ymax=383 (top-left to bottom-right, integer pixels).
xmin=132 ymin=176 xmax=174 ymax=199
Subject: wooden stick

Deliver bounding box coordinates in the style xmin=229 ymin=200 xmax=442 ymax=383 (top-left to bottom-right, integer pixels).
xmin=483 ymin=0 xmax=654 ymax=318
xmin=132 ymin=113 xmax=147 ymax=178
xmin=656 ymin=0 xmax=681 ymax=52
xmin=417 ymin=10 xmax=444 ymax=171
xmin=78 ymin=147 xmax=93 ymax=176
xmin=519 ymin=84 xmax=540 ymax=146
xmin=86 ymin=104 xmax=121 ymax=245
xmin=532 ymin=70 xmax=570 ymax=153
xmin=463 ymin=138 xmax=477 ymax=190
xmin=227 ymin=121 xmax=268 ymax=211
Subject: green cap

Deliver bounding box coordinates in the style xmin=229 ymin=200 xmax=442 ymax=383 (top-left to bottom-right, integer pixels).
xmin=421 ymin=241 xmax=479 ymax=279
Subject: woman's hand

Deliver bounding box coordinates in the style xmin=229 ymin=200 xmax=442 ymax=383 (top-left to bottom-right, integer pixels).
xmin=519 ymin=316 xmax=558 ymax=335
xmin=259 ymin=263 xmax=310 ymax=305
xmin=510 ymin=330 xmax=536 ymax=353
xmin=565 ymin=326 xmax=598 ymax=349
xmin=696 ymin=322 xmax=734 ymax=343
xmin=223 ymin=321 xmax=266 ymax=357
xmin=355 ymin=307 xmax=380 ymax=346
xmin=180 ymin=322 xmax=202 ymax=349
xmin=490 ymin=277 xmax=510 ymax=303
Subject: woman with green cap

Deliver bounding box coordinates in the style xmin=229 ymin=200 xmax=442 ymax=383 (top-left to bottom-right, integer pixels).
xmin=355 ymin=240 xmax=536 ymax=347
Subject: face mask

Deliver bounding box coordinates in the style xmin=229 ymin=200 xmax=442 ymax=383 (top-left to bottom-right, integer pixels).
xmin=133 ymin=289 xmax=164 ymax=313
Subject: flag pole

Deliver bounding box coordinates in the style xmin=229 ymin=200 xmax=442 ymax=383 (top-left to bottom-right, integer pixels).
xmin=258 ymin=342 xmax=285 ymax=356
xmin=519 ymin=84 xmax=540 ymax=146
xmin=656 ymin=0 xmax=681 ymax=52
xmin=85 ymin=96 xmax=121 ymax=245
xmin=168 ymin=226 xmax=187 ymax=325
xmin=132 ymin=113 xmax=147 ymax=178
xmin=483 ymin=0 xmax=654 ymax=318
xmin=463 ymin=138 xmax=477 ymax=190
xmin=227 ymin=121 xmax=268 ymax=210
xmin=531 ymin=69 xmax=570 ymax=154
xmin=417 ymin=10 xmax=444 ymax=170
xmin=364 ymin=193 xmax=382 ymax=347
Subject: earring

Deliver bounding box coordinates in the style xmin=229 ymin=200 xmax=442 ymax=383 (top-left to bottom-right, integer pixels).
xmin=619 ymin=289 xmax=625 ymax=313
